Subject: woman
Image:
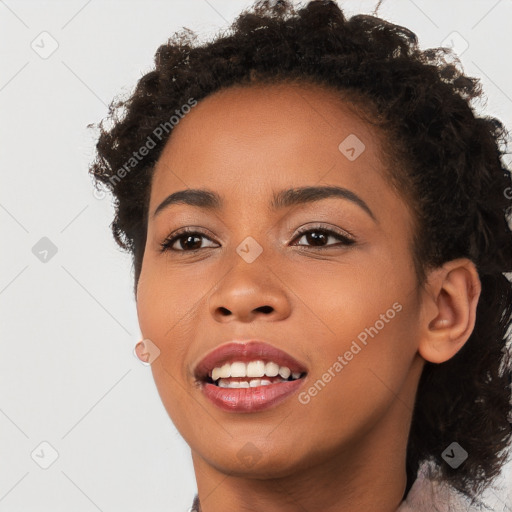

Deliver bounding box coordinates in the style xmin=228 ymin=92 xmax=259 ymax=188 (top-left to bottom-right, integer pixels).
xmin=89 ymin=1 xmax=512 ymax=510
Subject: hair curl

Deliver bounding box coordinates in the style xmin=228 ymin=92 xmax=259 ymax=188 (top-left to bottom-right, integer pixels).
xmin=89 ymin=0 xmax=512 ymax=503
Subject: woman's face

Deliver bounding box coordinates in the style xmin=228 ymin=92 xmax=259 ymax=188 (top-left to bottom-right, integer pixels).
xmin=136 ymin=82 xmax=425 ymax=478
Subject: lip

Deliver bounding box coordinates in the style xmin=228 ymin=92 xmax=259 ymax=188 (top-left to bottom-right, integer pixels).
xmin=194 ymin=340 xmax=308 ymax=381
xmin=194 ymin=340 xmax=308 ymax=413
xmin=201 ymin=378 xmax=306 ymax=413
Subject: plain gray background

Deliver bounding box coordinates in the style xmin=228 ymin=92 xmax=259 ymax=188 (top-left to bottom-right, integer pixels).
xmin=1 ymin=0 xmax=511 ymax=510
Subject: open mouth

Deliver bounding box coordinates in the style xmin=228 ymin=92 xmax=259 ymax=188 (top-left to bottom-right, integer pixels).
xmin=194 ymin=341 xmax=309 ymax=411
xmin=201 ymin=360 xmax=307 ymax=389
xmin=206 ymin=375 xmax=307 ymax=387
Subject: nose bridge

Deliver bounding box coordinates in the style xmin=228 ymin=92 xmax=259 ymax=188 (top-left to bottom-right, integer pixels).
xmin=207 ymin=233 xmax=291 ymax=322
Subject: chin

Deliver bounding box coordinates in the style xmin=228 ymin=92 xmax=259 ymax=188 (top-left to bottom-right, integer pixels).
xmin=194 ymin=440 xmax=307 ymax=479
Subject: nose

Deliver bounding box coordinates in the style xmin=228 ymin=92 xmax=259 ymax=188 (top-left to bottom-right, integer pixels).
xmin=208 ymin=255 xmax=292 ymax=324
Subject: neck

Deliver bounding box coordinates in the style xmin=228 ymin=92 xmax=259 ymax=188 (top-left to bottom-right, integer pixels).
xmin=191 ymin=385 xmax=415 ymax=512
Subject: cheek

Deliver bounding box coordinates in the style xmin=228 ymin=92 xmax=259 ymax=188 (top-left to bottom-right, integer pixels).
xmin=136 ymin=255 xmax=205 ymax=341
xmin=289 ymin=243 xmax=414 ymax=342
xmin=295 ymin=302 xmax=420 ymax=450
xmin=291 ymin=251 xmax=420 ymax=416
xmin=135 ymin=260 xmax=201 ymax=435
xmin=135 ymin=259 xmax=191 ymax=384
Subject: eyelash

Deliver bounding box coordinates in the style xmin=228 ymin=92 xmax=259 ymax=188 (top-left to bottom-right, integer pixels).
xmin=159 ymin=224 xmax=356 ymax=253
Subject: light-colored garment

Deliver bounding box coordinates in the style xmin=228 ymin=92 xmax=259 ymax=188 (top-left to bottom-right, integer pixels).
xmin=397 ymin=463 xmax=477 ymax=512
xmin=191 ymin=463 xmax=484 ymax=511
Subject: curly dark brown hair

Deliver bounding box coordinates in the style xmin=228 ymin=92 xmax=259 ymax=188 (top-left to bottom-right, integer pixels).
xmin=88 ymin=0 xmax=512 ymax=503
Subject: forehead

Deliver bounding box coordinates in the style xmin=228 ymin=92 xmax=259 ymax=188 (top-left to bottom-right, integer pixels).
xmin=150 ymin=82 xmax=390 ymax=206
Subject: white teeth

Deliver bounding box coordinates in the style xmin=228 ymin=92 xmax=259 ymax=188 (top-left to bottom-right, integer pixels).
xmin=210 ymin=360 xmax=302 ymax=382
xmin=217 ymin=379 xmax=246 ymax=388
xmin=217 ymin=378 xmax=287 ymax=388
xmin=230 ymin=362 xmax=247 ymax=378
xmin=209 ymin=358 xmax=305 ymax=389
xmin=278 ymin=366 xmax=291 ymax=379
xmin=211 ymin=362 xmax=231 ymax=381
xmin=218 ymin=379 xmax=239 ymax=388
xmin=265 ymin=361 xmax=280 ymax=377
xmin=247 ymin=360 xmax=266 ymax=378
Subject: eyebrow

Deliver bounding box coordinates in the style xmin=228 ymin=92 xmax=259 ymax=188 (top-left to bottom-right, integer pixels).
xmin=152 ymin=185 xmax=377 ymax=222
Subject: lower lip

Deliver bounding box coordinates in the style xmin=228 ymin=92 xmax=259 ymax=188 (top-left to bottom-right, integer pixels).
xmin=200 ymin=378 xmax=305 ymax=413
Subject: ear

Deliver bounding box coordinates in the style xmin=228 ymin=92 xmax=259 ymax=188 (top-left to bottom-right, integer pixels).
xmin=134 ymin=339 xmax=151 ymax=364
xmin=418 ymin=258 xmax=481 ymax=364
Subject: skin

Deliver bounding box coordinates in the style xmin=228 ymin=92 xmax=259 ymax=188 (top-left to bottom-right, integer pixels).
xmin=135 ymin=82 xmax=481 ymax=512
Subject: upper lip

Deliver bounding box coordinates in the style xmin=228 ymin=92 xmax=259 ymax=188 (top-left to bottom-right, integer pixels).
xmin=194 ymin=340 xmax=309 ymax=381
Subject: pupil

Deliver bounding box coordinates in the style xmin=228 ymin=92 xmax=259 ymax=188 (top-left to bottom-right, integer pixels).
xmin=307 ymin=231 xmax=326 ymax=246
xmin=182 ymin=235 xmax=201 ymax=250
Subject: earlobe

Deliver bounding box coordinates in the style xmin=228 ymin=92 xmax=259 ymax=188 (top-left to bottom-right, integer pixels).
xmin=418 ymin=258 xmax=481 ymax=364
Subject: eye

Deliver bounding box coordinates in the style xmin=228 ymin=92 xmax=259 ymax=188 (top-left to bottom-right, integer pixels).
xmin=159 ymin=224 xmax=356 ymax=253
xmin=291 ymin=225 xmax=355 ymax=249
xmin=159 ymin=228 xmax=218 ymax=253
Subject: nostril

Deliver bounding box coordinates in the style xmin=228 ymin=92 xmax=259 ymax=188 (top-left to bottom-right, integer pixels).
xmin=257 ymin=305 xmax=273 ymax=314
xmin=216 ymin=306 xmax=273 ymax=316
